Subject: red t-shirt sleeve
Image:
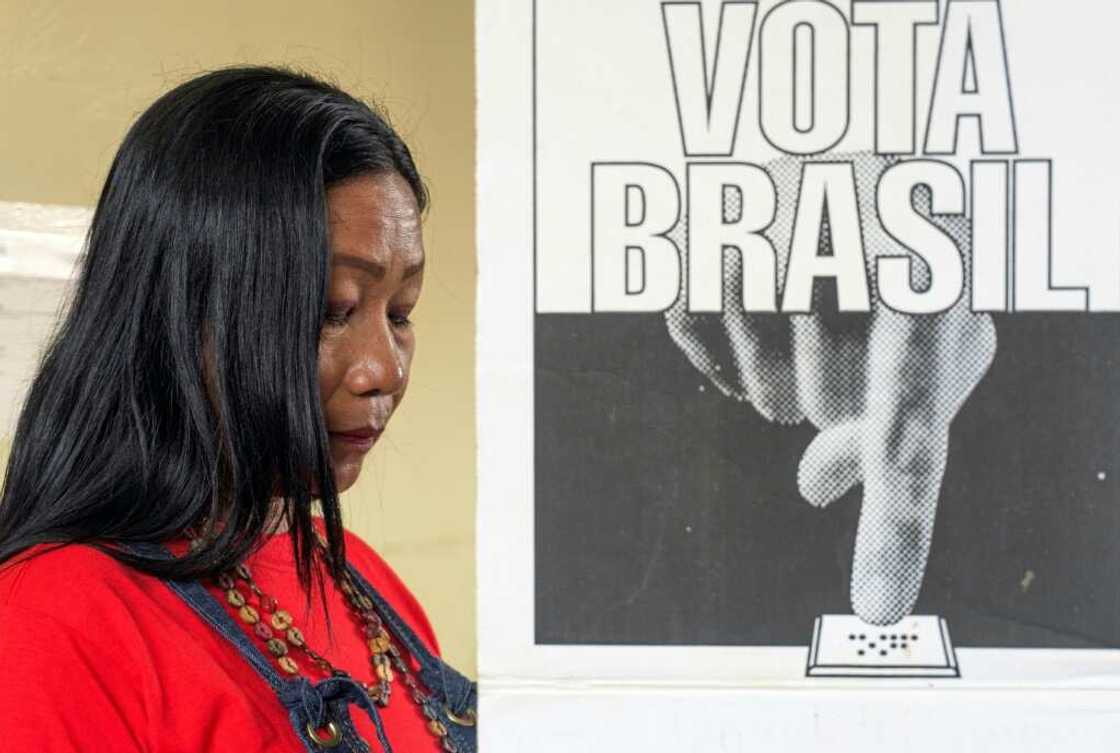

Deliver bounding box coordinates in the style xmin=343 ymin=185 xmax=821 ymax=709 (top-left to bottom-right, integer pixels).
xmin=0 ymin=603 xmax=150 ymax=752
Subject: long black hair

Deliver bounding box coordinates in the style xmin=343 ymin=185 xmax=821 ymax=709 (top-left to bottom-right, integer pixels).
xmin=0 ymin=65 xmax=427 ymax=587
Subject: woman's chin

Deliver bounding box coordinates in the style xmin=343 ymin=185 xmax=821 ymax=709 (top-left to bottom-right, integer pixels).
xmin=329 ymin=455 xmax=363 ymax=494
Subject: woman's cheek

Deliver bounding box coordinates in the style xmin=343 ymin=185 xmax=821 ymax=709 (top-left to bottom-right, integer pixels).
xmin=396 ymin=337 xmax=417 ymax=399
xmin=317 ymin=339 xmax=344 ymax=405
xmin=329 ymin=444 xmax=363 ymax=493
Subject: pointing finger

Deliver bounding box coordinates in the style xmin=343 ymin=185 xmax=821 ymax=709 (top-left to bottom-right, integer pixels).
xmin=851 ymin=309 xmax=960 ymax=625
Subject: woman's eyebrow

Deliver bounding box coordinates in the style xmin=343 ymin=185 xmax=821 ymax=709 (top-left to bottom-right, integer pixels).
xmin=333 ymin=254 xmax=425 ymax=281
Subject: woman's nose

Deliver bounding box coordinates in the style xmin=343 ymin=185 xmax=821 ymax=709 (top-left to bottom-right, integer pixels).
xmin=344 ymin=324 xmax=406 ymax=396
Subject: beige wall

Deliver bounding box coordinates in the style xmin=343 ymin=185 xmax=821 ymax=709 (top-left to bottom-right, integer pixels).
xmin=0 ymin=0 xmax=477 ymax=676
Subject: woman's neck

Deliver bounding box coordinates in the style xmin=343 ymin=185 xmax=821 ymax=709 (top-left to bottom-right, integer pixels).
xmin=265 ymin=498 xmax=290 ymax=535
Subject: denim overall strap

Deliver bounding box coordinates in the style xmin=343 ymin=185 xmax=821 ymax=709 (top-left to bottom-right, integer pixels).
xmin=278 ymin=674 xmax=393 ymax=753
xmin=118 ymin=542 xmax=395 ymax=753
xmin=344 ymin=563 xmax=478 ymax=753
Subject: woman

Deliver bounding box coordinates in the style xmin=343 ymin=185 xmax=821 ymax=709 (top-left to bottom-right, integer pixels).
xmin=0 ymin=66 xmax=476 ymax=752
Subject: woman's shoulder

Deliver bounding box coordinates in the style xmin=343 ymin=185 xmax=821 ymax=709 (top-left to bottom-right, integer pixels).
xmin=0 ymin=542 xmax=170 ymax=682
xmin=0 ymin=543 xmax=163 ymax=745
xmin=340 ymin=526 xmax=442 ymax=656
xmin=0 ymin=542 xmax=146 ymax=610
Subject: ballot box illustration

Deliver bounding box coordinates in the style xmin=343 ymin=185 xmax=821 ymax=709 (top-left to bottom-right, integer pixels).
xmin=807 ymin=615 xmax=959 ymax=678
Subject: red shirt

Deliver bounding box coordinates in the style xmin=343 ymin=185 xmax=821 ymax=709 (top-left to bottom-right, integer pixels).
xmin=0 ymin=527 xmax=445 ymax=752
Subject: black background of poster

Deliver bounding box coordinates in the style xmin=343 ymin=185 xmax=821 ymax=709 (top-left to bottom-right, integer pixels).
xmin=535 ymin=313 xmax=1120 ymax=647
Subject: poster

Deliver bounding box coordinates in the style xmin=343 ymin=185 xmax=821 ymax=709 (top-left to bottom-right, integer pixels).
xmin=478 ymin=0 xmax=1120 ymax=747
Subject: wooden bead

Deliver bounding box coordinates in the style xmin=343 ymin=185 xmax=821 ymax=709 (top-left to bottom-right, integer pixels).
xmin=270 ymin=609 xmax=293 ymax=630
xmin=214 ymin=551 xmax=425 ymax=706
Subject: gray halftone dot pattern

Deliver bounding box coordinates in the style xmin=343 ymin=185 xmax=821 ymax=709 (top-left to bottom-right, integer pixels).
xmin=664 ymin=222 xmax=757 ymax=406
xmin=663 ymin=152 xmax=997 ymax=624
xmin=664 ymin=208 xmax=803 ymax=418
xmin=723 ymin=184 xmax=742 ymax=224
xmin=845 ymin=174 xmax=993 ymax=624
xmin=666 ymin=215 xmax=687 ymax=262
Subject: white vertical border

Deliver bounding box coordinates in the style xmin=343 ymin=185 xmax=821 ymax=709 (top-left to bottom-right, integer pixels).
xmin=476 ymin=0 xmax=537 ymax=680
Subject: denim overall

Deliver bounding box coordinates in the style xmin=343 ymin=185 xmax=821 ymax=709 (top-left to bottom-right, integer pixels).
xmin=123 ymin=542 xmax=478 ymax=753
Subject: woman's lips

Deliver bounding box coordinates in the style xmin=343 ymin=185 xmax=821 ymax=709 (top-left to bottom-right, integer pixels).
xmin=329 ymin=428 xmax=381 ymax=451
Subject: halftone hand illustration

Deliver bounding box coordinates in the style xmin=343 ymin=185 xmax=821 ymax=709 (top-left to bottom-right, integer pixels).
xmin=665 ymin=153 xmax=996 ymax=625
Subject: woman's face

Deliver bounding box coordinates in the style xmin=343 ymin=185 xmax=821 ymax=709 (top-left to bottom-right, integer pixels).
xmin=318 ymin=171 xmax=424 ymax=494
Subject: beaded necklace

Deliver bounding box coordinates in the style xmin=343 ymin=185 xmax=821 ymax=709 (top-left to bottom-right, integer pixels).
xmin=185 ymin=529 xmax=472 ymax=751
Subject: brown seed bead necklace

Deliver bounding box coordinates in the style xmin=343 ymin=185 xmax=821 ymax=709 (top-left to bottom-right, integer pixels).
xmin=185 ymin=530 xmax=468 ymax=752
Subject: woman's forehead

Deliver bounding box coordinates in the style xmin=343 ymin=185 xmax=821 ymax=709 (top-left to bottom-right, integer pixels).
xmin=326 ymin=172 xmax=424 ymax=272
xmin=330 ymin=252 xmax=424 ymax=284
xmin=326 ymin=171 xmax=419 ymax=222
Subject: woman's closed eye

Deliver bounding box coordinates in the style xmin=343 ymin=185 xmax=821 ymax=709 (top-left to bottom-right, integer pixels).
xmin=388 ymin=308 xmax=414 ymax=328
xmin=323 ymin=307 xmax=353 ymax=328
xmin=323 ymin=305 xmax=414 ymax=330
